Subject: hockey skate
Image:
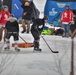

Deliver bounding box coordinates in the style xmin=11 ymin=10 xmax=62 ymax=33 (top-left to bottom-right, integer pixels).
xmin=33 ymin=41 xmax=42 ymax=52
xmin=33 ymin=48 xmax=42 ymax=52
xmin=4 ymin=46 xmax=10 ymax=51
xmin=15 ymin=47 xmax=20 ymax=52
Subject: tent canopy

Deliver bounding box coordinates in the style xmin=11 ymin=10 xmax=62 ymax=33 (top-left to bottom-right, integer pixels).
xmin=44 ymin=0 xmax=76 ymax=26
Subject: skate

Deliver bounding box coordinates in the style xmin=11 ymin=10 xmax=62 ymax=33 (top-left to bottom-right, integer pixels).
xmin=15 ymin=47 xmax=20 ymax=52
xmin=4 ymin=46 xmax=10 ymax=51
xmin=33 ymin=41 xmax=41 ymax=52
xmin=33 ymin=48 xmax=42 ymax=52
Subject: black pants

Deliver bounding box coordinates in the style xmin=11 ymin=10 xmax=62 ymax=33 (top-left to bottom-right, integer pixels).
xmin=70 ymin=24 xmax=76 ymax=32
xmin=31 ymin=29 xmax=40 ymax=49
xmin=6 ymin=32 xmax=19 ymax=41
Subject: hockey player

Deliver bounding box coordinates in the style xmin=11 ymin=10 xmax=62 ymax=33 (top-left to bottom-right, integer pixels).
xmin=4 ymin=14 xmax=20 ymax=51
xmin=60 ymin=5 xmax=74 ymax=37
xmin=31 ymin=16 xmax=48 ymax=52
xmin=0 ymin=5 xmax=10 ymax=42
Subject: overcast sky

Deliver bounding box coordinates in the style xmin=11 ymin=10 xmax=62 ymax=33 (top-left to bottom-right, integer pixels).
xmin=33 ymin=0 xmax=46 ymax=17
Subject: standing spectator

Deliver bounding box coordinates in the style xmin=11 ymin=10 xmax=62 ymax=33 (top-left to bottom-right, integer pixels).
xmin=70 ymin=15 xmax=76 ymax=39
xmin=21 ymin=1 xmax=33 ymax=33
xmin=31 ymin=16 xmax=48 ymax=52
xmin=60 ymin=4 xmax=74 ymax=37
xmin=0 ymin=5 xmax=10 ymax=42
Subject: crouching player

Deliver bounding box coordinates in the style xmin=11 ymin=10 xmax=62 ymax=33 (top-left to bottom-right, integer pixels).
xmin=4 ymin=14 xmax=20 ymax=51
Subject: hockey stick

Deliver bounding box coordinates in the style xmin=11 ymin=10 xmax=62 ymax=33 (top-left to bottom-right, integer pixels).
xmin=37 ymin=29 xmax=59 ymax=53
xmin=41 ymin=35 xmax=59 ymax=53
xmin=14 ymin=34 xmax=34 ymax=48
xmin=18 ymin=35 xmax=27 ymax=44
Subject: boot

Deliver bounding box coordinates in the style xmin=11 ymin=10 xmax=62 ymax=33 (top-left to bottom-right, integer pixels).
xmin=21 ymin=30 xmax=26 ymax=33
xmin=66 ymin=33 xmax=69 ymax=38
xmin=62 ymin=33 xmax=66 ymax=37
xmin=33 ymin=41 xmax=42 ymax=52
xmin=21 ymin=23 xmax=26 ymax=33
xmin=26 ymin=28 xmax=29 ymax=33
xmin=4 ymin=46 xmax=10 ymax=51
xmin=15 ymin=47 xmax=20 ymax=52
xmin=26 ymin=30 xmax=29 ymax=33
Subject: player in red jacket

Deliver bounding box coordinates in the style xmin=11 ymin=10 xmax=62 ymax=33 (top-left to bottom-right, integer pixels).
xmin=0 ymin=5 xmax=10 ymax=42
xmin=60 ymin=5 xmax=74 ymax=37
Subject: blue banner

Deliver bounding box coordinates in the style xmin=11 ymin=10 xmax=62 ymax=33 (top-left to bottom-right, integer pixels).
xmin=44 ymin=1 xmax=76 ymax=26
xmin=12 ymin=0 xmax=23 ymax=19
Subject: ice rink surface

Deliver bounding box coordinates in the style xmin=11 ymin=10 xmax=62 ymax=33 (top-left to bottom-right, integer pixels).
xmin=0 ymin=0 xmax=76 ymax=75
xmin=0 ymin=25 xmax=76 ymax=75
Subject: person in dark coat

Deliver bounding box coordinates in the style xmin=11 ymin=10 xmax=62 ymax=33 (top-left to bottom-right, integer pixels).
xmin=21 ymin=1 xmax=33 ymax=33
xmin=19 ymin=0 xmax=40 ymax=19
xmin=70 ymin=15 xmax=76 ymax=39
xmin=31 ymin=16 xmax=48 ymax=52
xmin=4 ymin=14 xmax=20 ymax=51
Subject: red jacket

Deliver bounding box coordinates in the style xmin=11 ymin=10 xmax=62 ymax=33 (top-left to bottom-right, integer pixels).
xmin=0 ymin=11 xmax=10 ymax=25
xmin=61 ymin=10 xmax=74 ymax=23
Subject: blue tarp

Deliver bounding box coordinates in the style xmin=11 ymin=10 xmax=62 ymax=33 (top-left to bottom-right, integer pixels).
xmin=12 ymin=0 xmax=23 ymax=19
xmin=44 ymin=0 xmax=76 ymax=26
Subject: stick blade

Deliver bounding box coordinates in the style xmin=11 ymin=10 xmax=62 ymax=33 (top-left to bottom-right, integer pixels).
xmin=52 ymin=51 xmax=59 ymax=53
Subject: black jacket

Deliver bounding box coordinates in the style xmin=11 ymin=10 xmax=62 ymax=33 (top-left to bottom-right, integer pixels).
xmin=70 ymin=17 xmax=76 ymax=32
xmin=31 ymin=18 xmax=44 ymax=33
xmin=5 ymin=17 xmax=19 ymax=32
xmin=21 ymin=5 xmax=33 ymax=20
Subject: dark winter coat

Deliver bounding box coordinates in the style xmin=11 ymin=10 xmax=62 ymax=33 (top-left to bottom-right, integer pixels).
xmin=21 ymin=5 xmax=33 ymax=20
xmin=31 ymin=18 xmax=45 ymax=33
xmin=20 ymin=0 xmax=40 ymax=19
xmin=70 ymin=17 xmax=76 ymax=32
xmin=5 ymin=17 xmax=19 ymax=32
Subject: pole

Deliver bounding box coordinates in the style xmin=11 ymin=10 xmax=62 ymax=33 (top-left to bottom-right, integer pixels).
xmin=70 ymin=38 xmax=74 ymax=75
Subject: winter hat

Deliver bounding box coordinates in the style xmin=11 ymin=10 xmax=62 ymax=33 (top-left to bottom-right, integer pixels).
xmin=43 ymin=16 xmax=48 ymax=20
xmin=66 ymin=4 xmax=70 ymax=7
xmin=1 ymin=5 xmax=8 ymax=10
xmin=10 ymin=14 xmax=15 ymax=17
xmin=3 ymin=5 xmax=8 ymax=9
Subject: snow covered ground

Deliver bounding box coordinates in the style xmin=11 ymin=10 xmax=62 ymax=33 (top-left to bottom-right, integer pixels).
xmin=0 ymin=25 xmax=76 ymax=75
